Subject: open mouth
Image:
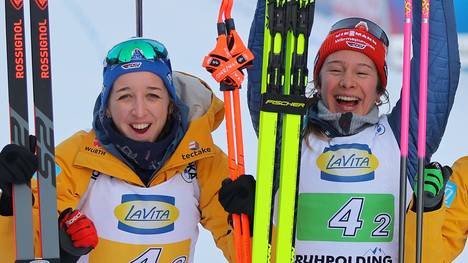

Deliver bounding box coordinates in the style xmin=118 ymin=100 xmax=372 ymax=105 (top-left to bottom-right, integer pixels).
xmin=131 ymin=123 xmax=151 ymax=134
xmin=335 ymin=95 xmax=360 ymax=107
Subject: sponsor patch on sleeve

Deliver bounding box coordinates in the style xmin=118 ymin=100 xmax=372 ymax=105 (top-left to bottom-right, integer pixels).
xmin=444 ymin=181 xmax=457 ymax=208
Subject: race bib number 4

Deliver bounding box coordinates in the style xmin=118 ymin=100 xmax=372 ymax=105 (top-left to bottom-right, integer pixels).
xmin=296 ymin=193 xmax=394 ymax=242
xmin=89 ymin=237 xmax=190 ymax=262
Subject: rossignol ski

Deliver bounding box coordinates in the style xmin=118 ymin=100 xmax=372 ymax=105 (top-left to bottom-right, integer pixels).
xmin=4 ymin=0 xmax=60 ymax=262
xmin=5 ymin=0 xmax=35 ymax=260
xmin=252 ymin=0 xmax=315 ymax=262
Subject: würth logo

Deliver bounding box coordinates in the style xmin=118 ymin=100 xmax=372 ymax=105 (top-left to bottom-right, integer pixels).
xmin=34 ymin=0 xmax=48 ymax=10
xmin=10 ymin=0 xmax=23 ymax=10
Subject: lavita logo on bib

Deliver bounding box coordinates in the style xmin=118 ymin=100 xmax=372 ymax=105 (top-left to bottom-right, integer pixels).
xmin=316 ymin=144 xmax=379 ymax=182
xmin=114 ymin=194 xmax=179 ymax=234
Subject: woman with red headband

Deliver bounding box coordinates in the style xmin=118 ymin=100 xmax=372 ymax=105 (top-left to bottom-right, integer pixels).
xmin=219 ymin=0 xmax=460 ymax=261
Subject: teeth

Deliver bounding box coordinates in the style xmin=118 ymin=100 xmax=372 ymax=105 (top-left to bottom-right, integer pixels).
xmin=336 ymin=95 xmax=359 ymax=102
xmin=131 ymin=123 xmax=150 ymax=130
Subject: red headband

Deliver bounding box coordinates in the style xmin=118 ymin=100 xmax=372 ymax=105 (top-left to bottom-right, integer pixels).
xmin=313 ymin=28 xmax=388 ymax=88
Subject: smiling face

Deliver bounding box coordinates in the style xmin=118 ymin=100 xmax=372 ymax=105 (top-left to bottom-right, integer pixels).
xmin=107 ymin=71 xmax=172 ymax=142
xmin=318 ymin=50 xmax=381 ymax=116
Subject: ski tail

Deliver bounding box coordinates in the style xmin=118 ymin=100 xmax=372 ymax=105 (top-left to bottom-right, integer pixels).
xmin=28 ymin=0 xmax=60 ymax=261
xmin=275 ymin=1 xmax=314 ymax=261
xmin=252 ymin=0 xmax=315 ymax=262
xmin=4 ymin=0 xmax=35 ymax=260
xmin=5 ymin=0 xmax=60 ymax=261
xmin=252 ymin=0 xmax=287 ymax=261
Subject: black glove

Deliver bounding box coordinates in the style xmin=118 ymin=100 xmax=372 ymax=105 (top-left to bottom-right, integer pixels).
xmin=219 ymin=174 xmax=255 ymax=235
xmin=0 ymin=139 xmax=37 ymax=216
xmin=59 ymin=208 xmax=98 ymax=263
xmin=413 ymin=162 xmax=452 ymax=212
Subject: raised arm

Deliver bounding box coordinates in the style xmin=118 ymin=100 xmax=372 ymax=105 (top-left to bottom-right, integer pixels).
xmin=388 ymin=0 xmax=461 ymax=186
xmin=246 ymin=0 xmax=266 ymax=136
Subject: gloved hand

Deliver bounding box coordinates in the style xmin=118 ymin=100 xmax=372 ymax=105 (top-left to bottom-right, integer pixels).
xmin=0 ymin=140 xmax=37 ymax=216
xmin=59 ymin=208 xmax=98 ymax=263
xmin=219 ymin=174 xmax=255 ymax=235
xmin=413 ymin=162 xmax=452 ymax=212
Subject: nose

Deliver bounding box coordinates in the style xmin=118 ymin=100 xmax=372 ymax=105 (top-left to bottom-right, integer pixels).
xmin=340 ymin=71 xmax=356 ymax=89
xmin=131 ymin=95 xmax=147 ymax=118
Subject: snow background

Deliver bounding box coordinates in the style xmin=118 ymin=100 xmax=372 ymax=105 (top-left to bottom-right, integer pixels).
xmin=0 ymin=0 xmax=466 ymax=262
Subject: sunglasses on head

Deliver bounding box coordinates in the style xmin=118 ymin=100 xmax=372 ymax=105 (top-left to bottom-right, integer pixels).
xmin=104 ymin=38 xmax=170 ymax=68
xmin=330 ymin=17 xmax=389 ymax=47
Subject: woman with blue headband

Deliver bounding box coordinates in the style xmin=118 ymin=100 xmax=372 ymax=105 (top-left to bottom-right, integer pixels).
xmin=0 ymin=38 xmax=236 ymax=262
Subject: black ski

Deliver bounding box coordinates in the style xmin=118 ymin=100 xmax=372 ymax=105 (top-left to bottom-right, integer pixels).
xmin=5 ymin=0 xmax=60 ymax=262
xmin=27 ymin=0 xmax=60 ymax=261
xmin=4 ymin=0 xmax=35 ymax=260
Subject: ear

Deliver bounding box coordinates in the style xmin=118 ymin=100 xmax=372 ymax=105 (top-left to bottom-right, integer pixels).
xmin=105 ymin=109 xmax=112 ymax=118
xmin=313 ymin=74 xmax=322 ymax=94
xmin=375 ymin=99 xmax=383 ymax=106
xmin=314 ymin=83 xmax=321 ymax=96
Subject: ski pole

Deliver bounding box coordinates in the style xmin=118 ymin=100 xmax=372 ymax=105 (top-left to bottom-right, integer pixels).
xmin=224 ymin=2 xmax=253 ymax=260
xmin=222 ymin=85 xmax=245 ymax=263
xmin=214 ymin=4 xmax=244 ymax=262
xmin=136 ymin=0 xmax=143 ymax=37
xmin=416 ymin=0 xmax=430 ymax=261
xmin=202 ymin=0 xmax=254 ymax=262
xmin=222 ymin=2 xmax=254 ymax=261
xmin=398 ymin=0 xmax=412 ymax=261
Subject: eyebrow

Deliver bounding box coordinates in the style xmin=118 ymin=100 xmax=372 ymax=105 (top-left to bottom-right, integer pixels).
xmin=114 ymin=87 xmax=131 ymax=93
xmin=325 ymin=60 xmax=374 ymax=70
xmin=147 ymin=86 xmax=164 ymax=92
xmin=356 ymin=63 xmax=374 ymax=70
xmin=114 ymin=86 xmax=164 ymax=93
xmin=324 ymin=60 xmax=345 ymax=67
